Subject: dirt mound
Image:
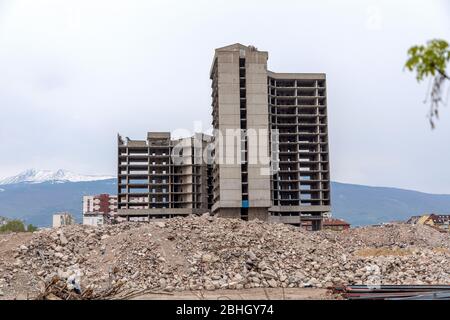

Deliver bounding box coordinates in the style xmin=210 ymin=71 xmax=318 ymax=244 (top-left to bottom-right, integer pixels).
xmin=321 ymin=223 xmax=450 ymax=250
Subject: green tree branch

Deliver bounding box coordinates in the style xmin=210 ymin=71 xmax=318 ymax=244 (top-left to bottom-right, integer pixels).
xmin=405 ymin=39 xmax=450 ymax=129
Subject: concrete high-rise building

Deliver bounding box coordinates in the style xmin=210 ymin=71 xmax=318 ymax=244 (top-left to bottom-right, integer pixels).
xmin=210 ymin=43 xmax=331 ymax=230
xmin=117 ymin=132 xmax=213 ymax=221
xmin=210 ymin=43 xmax=271 ymax=221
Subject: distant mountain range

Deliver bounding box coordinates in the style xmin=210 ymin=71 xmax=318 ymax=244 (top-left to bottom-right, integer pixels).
xmin=331 ymin=182 xmax=450 ymax=226
xmin=0 ymin=179 xmax=116 ymax=227
xmin=0 ymin=169 xmax=449 ymax=227
xmin=0 ymin=169 xmax=114 ymax=185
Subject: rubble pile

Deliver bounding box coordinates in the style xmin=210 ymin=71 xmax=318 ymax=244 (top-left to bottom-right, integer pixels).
xmin=322 ymin=223 xmax=450 ymax=250
xmin=0 ymin=216 xmax=449 ymax=299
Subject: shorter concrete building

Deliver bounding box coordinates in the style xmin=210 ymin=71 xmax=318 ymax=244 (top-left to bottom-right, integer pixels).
xmin=52 ymin=212 xmax=75 ymax=228
xmin=117 ymin=132 xmax=213 ymax=221
xmin=322 ymin=218 xmax=350 ymax=231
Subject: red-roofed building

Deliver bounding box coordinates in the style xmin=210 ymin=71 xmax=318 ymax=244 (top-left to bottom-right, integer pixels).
xmin=322 ymin=218 xmax=350 ymax=231
xmin=406 ymin=213 xmax=450 ymax=232
xmin=426 ymin=214 xmax=450 ymax=232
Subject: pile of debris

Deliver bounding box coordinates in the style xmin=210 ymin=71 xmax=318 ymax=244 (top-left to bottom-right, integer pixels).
xmin=0 ymin=215 xmax=449 ymax=299
xmin=322 ymin=223 xmax=450 ymax=250
xmin=35 ymin=275 xmax=125 ymax=300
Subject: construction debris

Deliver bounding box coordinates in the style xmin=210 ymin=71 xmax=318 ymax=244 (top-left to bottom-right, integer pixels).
xmin=0 ymin=216 xmax=449 ymax=299
xmin=36 ymin=276 xmax=126 ymax=300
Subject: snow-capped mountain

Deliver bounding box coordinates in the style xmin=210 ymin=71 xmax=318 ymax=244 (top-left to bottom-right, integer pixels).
xmin=0 ymin=169 xmax=114 ymax=185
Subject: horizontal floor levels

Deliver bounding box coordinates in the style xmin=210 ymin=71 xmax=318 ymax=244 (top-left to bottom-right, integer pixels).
xmin=116 ymin=208 xmax=209 ymax=221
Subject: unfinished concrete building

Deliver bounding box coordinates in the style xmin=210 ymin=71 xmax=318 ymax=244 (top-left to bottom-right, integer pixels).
xmin=117 ymin=132 xmax=213 ymax=221
xmin=210 ymin=43 xmax=331 ymax=230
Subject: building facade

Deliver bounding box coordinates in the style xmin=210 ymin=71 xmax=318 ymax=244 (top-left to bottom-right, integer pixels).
xmin=407 ymin=214 xmax=450 ymax=233
xmin=83 ymin=194 xmax=118 ymax=215
xmin=210 ymin=43 xmax=331 ymax=230
xmin=322 ymin=218 xmax=350 ymax=231
xmin=83 ymin=214 xmax=104 ymax=227
xmin=117 ymin=132 xmax=213 ymax=221
xmin=82 ymin=194 xmax=117 ymax=226
xmin=52 ymin=212 xmax=75 ymax=228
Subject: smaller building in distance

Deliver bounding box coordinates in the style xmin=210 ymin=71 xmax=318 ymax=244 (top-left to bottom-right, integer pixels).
xmin=406 ymin=214 xmax=431 ymax=225
xmin=407 ymin=213 xmax=450 ymax=233
xmin=52 ymin=212 xmax=75 ymax=228
xmin=0 ymin=216 xmax=8 ymax=226
xmin=322 ymin=218 xmax=350 ymax=231
xmin=83 ymin=194 xmax=118 ymax=226
xmin=83 ymin=213 xmax=104 ymax=227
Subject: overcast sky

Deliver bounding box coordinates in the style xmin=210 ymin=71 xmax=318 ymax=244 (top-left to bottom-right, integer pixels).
xmin=0 ymin=0 xmax=449 ymax=193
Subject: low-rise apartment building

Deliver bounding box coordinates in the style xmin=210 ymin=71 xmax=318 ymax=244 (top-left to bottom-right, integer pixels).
xmin=82 ymin=194 xmax=118 ymax=226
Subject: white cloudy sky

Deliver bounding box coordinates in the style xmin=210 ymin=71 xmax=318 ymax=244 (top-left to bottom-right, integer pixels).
xmin=0 ymin=0 xmax=449 ymax=193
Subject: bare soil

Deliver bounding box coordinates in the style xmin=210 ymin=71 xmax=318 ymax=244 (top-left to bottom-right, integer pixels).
xmin=132 ymin=287 xmax=332 ymax=300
